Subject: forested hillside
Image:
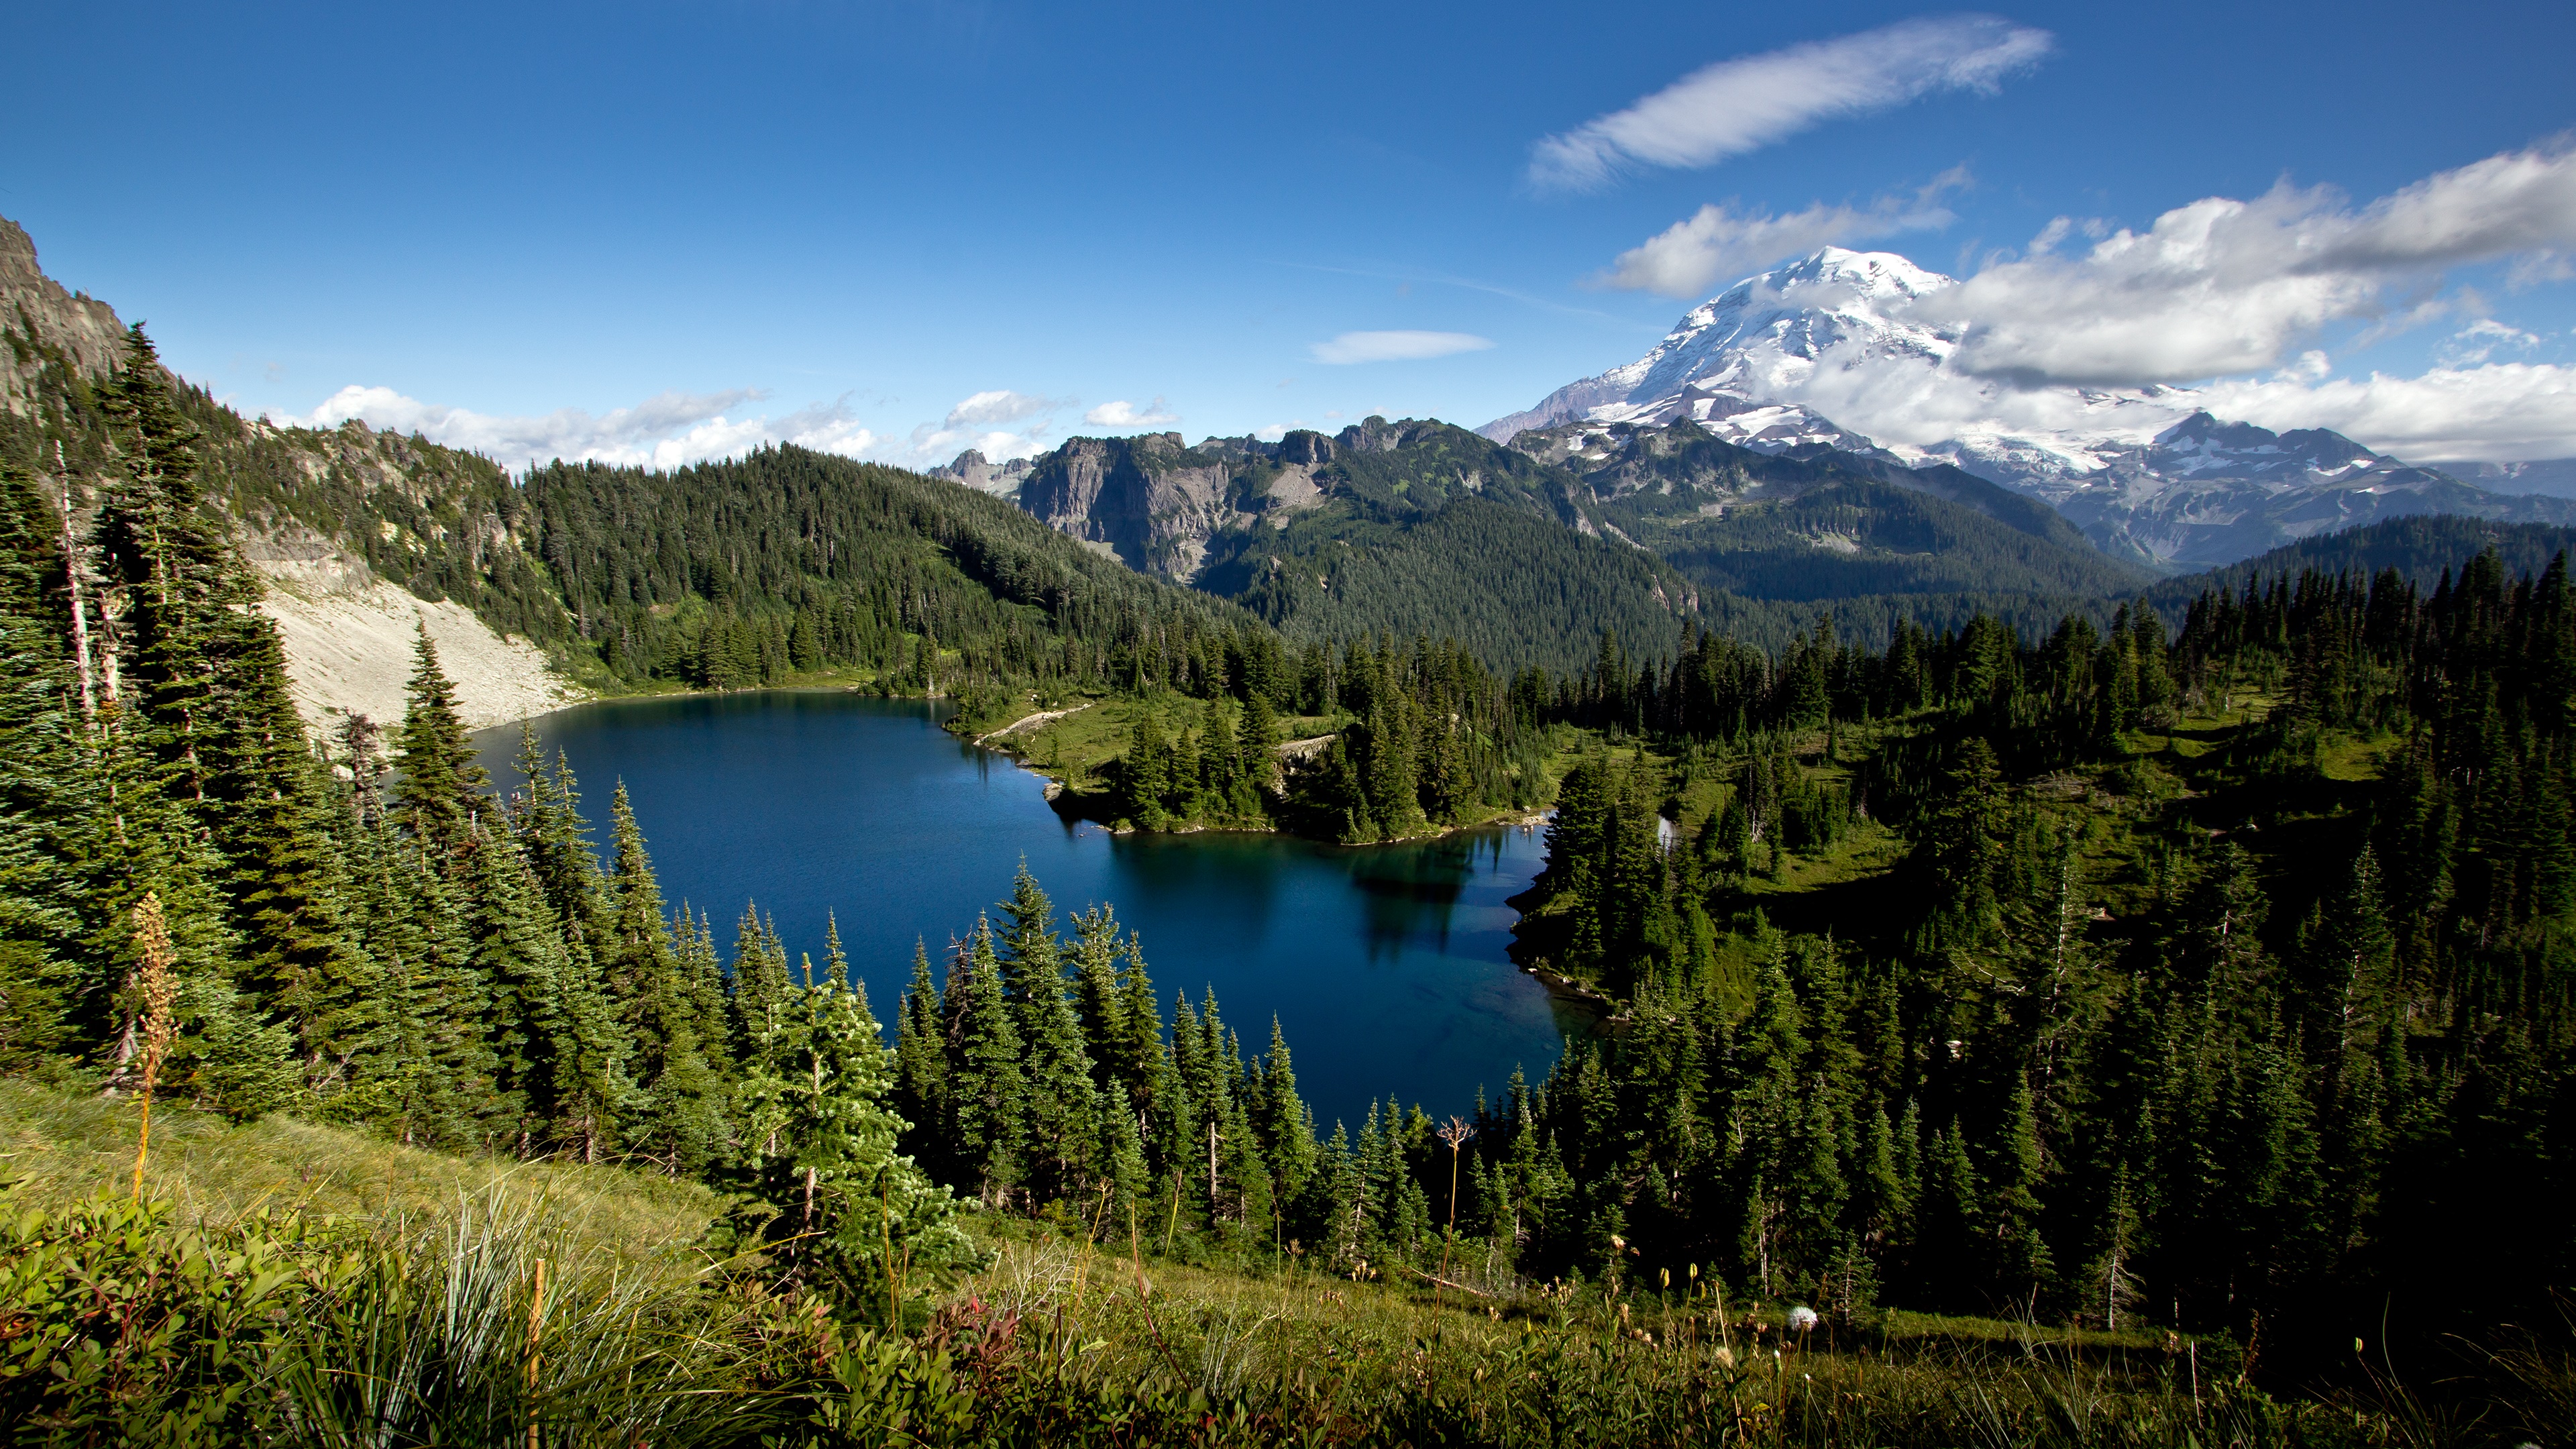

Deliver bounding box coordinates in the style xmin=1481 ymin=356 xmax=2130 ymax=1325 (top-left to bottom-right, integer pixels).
xmin=1023 ymin=413 xmax=2165 ymax=668
xmin=0 ymin=325 xmax=1360 ymax=1305
xmin=1209 ymin=494 xmax=1701 ymax=674
xmin=1492 ymin=541 xmax=2576 ymax=1382
xmin=2141 ymin=514 xmax=2576 ymax=618
xmin=511 ymin=447 xmax=1278 ymax=711
xmin=9 ymin=325 xmax=2574 ymax=1442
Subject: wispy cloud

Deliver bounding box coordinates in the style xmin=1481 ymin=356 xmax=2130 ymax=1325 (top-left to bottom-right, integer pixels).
xmin=272 ymin=383 xmax=1080 ymax=472
xmin=2437 ymin=318 xmax=2544 ymax=366
xmin=1528 ymin=15 xmax=2051 ymax=192
xmin=1269 ymin=259 xmax=1638 ymax=326
xmin=1083 ymin=397 xmax=1181 ymax=427
xmin=945 ymin=390 xmax=1067 ymax=429
xmin=1600 ymin=168 xmax=1969 ymax=299
xmin=272 ymin=386 xmax=878 ymax=470
xmin=1911 ymin=139 xmax=2576 ymax=386
xmin=1309 ymin=331 xmax=1495 ymax=364
xmin=2204 ymin=362 xmax=2576 ymax=464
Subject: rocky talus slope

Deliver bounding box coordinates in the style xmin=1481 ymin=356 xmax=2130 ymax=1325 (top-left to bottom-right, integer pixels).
xmin=1 ymin=213 xmax=587 ymax=732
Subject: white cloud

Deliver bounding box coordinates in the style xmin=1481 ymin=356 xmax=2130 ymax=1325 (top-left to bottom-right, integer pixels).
xmin=1915 ymin=140 xmax=2576 ymax=386
xmin=1528 ymin=15 xmax=2050 ymax=192
xmin=2436 ymin=318 xmax=2543 ymax=366
xmin=892 ymin=389 xmax=1075 ymax=467
xmin=272 ymin=382 xmax=1083 ymax=472
xmin=272 ymin=384 xmax=879 ymax=470
xmin=1601 ymin=170 xmax=1968 ymax=298
xmin=1083 ymin=396 xmax=1181 ymax=427
xmin=1684 ymin=306 xmax=2576 ymax=465
xmin=1309 ymin=331 xmax=1495 ymax=364
xmin=2202 ymin=363 xmax=2576 ymax=464
xmin=944 ymin=390 xmax=1065 ymax=429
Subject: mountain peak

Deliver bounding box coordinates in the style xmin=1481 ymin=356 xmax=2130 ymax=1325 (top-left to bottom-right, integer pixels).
xmin=1768 ymin=246 xmax=1952 ymax=298
xmin=1 ymin=211 xmax=133 ymax=410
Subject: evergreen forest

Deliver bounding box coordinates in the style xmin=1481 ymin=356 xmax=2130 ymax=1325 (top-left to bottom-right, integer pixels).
xmin=1499 ymin=548 xmax=2576 ymax=1389
xmin=3 ymin=327 xmax=2574 ymax=1444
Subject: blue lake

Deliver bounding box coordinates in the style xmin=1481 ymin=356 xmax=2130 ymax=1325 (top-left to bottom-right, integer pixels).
xmin=475 ymin=692 xmax=1576 ymax=1129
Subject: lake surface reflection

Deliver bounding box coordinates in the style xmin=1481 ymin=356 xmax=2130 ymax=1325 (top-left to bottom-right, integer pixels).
xmin=476 ymin=692 xmax=1576 ymax=1128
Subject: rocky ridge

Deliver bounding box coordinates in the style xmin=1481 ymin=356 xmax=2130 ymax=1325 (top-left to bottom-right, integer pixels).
xmin=1482 ymin=246 xmax=2576 ymax=568
xmin=0 ymin=211 xmax=586 ymax=731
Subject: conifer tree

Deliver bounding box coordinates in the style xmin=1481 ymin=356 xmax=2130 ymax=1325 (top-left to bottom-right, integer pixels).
xmin=1069 ymin=905 xmax=1130 ymax=1089
xmin=730 ymin=902 xmax=792 ymax=1071
xmin=0 ymin=460 xmax=82 ymax=1065
xmin=822 ymin=912 xmax=851 ymax=989
xmin=995 ymin=868 xmax=1099 ymax=1201
xmin=461 ymin=821 xmax=570 ymax=1142
xmin=737 ymin=977 xmax=965 ymax=1313
xmin=392 ymin=623 xmax=489 ymax=857
xmin=894 ymin=941 xmax=949 ymax=1171
xmin=943 ymin=918 xmax=1027 ymax=1205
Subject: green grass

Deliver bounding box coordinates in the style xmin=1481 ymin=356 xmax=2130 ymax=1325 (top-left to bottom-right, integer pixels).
xmin=0 ymin=1078 xmax=725 ymax=1256
xmin=6 ymin=1079 xmax=2548 ymax=1446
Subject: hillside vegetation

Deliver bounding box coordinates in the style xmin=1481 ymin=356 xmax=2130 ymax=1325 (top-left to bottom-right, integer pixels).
xmin=1497 ymin=540 xmax=2576 ymax=1399
xmin=16 ymin=1074 xmax=2550 ymax=1447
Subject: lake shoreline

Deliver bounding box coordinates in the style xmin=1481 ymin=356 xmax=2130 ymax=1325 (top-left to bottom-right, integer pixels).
xmin=474 ymin=689 xmax=1574 ymax=1123
xmin=494 ymin=684 xmax=1557 ymax=853
xmin=965 ymin=699 xmax=1559 ymax=851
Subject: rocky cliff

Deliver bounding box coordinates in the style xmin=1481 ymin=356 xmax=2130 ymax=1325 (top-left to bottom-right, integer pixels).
xmin=1015 ymin=431 xmax=1250 ymax=582
xmin=0 ymin=212 xmax=587 ymax=732
xmin=0 ymin=217 xmax=127 ymax=415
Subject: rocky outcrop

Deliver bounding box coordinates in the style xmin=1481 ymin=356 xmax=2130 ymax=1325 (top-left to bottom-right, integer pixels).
xmin=3 ymin=209 xmax=587 ymax=733
xmin=249 ymin=523 xmax=584 ymax=733
xmin=0 ymin=217 xmax=128 ymax=413
xmin=1016 ymin=432 xmax=1248 ymax=582
xmin=928 ymin=448 xmax=1034 ymax=501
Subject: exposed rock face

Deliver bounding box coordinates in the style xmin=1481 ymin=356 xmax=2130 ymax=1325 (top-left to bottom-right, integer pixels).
xmin=0 ymin=217 xmax=128 ymax=413
xmin=2043 ymin=412 xmax=2565 ymax=568
xmin=248 ymin=522 xmax=583 ymax=732
xmin=928 ymin=448 xmax=1034 ymax=501
xmin=2 ymin=209 xmax=587 ymax=732
xmin=1016 ymin=432 xmax=1247 ymax=582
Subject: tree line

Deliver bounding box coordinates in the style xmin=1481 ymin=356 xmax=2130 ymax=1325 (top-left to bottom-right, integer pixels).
xmin=0 ymin=329 xmax=1406 ymax=1313
xmin=1460 ymin=554 xmax=2574 ymax=1380
xmin=1100 ymin=633 xmax=1556 ymax=840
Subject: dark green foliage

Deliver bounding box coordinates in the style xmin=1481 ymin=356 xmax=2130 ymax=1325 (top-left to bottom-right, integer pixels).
xmin=511 ymin=445 xmax=1271 ymax=700
xmin=390 ymin=624 xmax=490 ymax=854
xmin=1218 ymin=496 xmax=1703 ymax=676
xmin=1491 ymin=542 xmax=2576 ymax=1385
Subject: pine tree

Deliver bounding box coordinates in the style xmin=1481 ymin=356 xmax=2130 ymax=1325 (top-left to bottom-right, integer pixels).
xmin=737 ymin=977 xmax=965 ymax=1315
xmin=0 ymin=460 xmax=82 ymax=1066
xmin=731 ymin=902 xmax=792 ymax=1071
xmin=995 ymin=867 xmax=1099 ymax=1201
xmin=391 ymin=623 xmax=489 ymax=857
xmin=894 ymin=941 xmax=949 ymax=1169
xmin=822 ymin=912 xmax=851 ymax=989
xmin=943 ymin=918 xmax=1026 ymax=1206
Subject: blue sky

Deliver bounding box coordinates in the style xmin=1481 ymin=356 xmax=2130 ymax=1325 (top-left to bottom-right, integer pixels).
xmin=12 ymin=1 xmax=2576 ymax=467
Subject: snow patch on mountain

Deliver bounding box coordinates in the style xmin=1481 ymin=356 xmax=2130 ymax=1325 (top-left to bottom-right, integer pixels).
xmin=1485 ymin=247 xmax=2575 ymax=566
xmin=1481 ymin=246 xmax=2198 ymax=492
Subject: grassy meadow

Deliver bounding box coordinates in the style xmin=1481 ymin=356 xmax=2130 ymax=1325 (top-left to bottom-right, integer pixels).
xmin=8 ymin=1077 xmax=2565 ymax=1446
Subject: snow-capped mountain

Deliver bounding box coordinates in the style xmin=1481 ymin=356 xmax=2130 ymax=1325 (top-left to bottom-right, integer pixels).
xmin=1484 ymin=248 xmax=2572 ymax=566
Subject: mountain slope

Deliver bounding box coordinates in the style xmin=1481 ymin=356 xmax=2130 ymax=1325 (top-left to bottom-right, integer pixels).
xmin=2144 ymin=515 xmax=2576 ymax=620
xmin=1210 ymin=494 xmax=1698 ymax=676
xmin=1482 ymin=246 xmax=2574 ymax=568
xmin=3 ymin=216 xmax=587 ymax=727
xmin=1505 ymin=417 xmax=2151 ymax=599
xmin=985 ymin=413 xmax=2164 ymax=670
xmin=0 ymin=211 xmax=1279 ymax=727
